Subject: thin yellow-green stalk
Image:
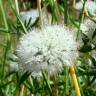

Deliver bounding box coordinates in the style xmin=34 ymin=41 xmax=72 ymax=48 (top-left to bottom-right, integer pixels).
xmin=15 ymin=0 xmax=19 ymax=14
xmin=37 ymin=0 xmax=43 ymax=27
xmin=53 ymin=0 xmax=62 ymax=24
xmin=19 ymin=84 xmax=25 ymax=96
xmin=69 ymin=66 xmax=81 ymax=96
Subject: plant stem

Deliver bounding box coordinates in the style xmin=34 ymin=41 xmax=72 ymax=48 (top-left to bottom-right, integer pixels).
xmin=65 ymin=67 xmax=69 ymax=95
xmin=19 ymin=84 xmax=25 ymax=96
xmin=73 ymin=0 xmax=76 ymax=8
xmin=37 ymin=0 xmax=43 ymax=27
xmin=51 ymin=75 xmax=58 ymax=96
xmin=29 ymin=76 xmax=34 ymax=96
xmin=75 ymin=66 xmax=85 ymax=96
xmin=43 ymin=3 xmax=51 ymax=25
xmin=42 ymin=71 xmax=52 ymax=95
xmin=0 ymin=0 xmax=8 ymax=30
xmin=8 ymin=0 xmax=27 ymax=33
xmin=21 ymin=0 xmax=27 ymax=11
xmin=53 ymin=0 xmax=62 ymax=24
xmin=63 ymin=0 xmax=68 ymax=25
xmin=69 ymin=66 xmax=81 ymax=96
xmin=85 ymin=14 xmax=96 ymax=23
xmin=15 ymin=0 xmax=19 ymax=14
xmin=76 ymin=0 xmax=86 ymax=40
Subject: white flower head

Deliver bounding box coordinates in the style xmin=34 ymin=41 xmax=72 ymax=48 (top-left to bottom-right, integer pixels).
xmin=20 ymin=9 xmax=39 ymax=25
xmin=74 ymin=1 xmax=83 ymax=10
xmin=75 ymin=1 xmax=96 ymax=16
xmin=20 ymin=9 xmax=51 ymax=26
xmin=80 ymin=18 xmax=96 ymax=39
xmin=16 ymin=25 xmax=78 ymax=77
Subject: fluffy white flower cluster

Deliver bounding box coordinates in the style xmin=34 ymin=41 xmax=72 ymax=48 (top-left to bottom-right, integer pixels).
xmin=80 ymin=18 xmax=96 ymax=39
xmin=16 ymin=25 xmax=78 ymax=76
xmin=75 ymin=0 xmax=96 ymax=16
xmin=20 ymin=9 xmax=51 ymax=26
xmin=20 ymin=9 xmax=39 ymax=25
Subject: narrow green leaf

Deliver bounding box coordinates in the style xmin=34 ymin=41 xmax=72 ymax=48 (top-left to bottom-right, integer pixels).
xmin=42 ymin=71 xmax=52 ymax=95
xmin=79 ymin=45 xmax=92 ymax=53
xmin=19 ymin=71 xmax=31 ymax=85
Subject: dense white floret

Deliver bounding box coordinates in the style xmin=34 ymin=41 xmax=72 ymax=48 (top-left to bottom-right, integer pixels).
xmin=80 ymin=18 xmax=96 ymax=39
xmin=75 ymin=1 xmax=96 ymax=16
xmin=16 ymin=25 xmax=78 ymax=76
xmin=20 ymin=9 xmax=51 ymax=26
xmin=20 ymin=9 xmax=39 ymax=25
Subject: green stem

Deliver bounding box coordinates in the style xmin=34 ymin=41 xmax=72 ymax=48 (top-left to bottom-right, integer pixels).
xmin=75 ymin=66 xmax=85 ymax=96
xmin=65 ymin=67 xmax=69 ymax=95
xmin=15 ymin=0 xmax=19 ymax=14
xmin=0 ymin=0 xmax=8 ymax=30
xmin=0 ymin=0 xmax=11 ymax=43
xmin=53 ymin=0 xmax=62 ymax=24
xmin=42 ymin=71 xmax=52 ymax=95
xmin=8 ymin=0 xmax=27 ymax=33
xmin=0 ymin=28 xmax=8 ymax=32
xmin=64 ymin=0 xmax=68 ymax=25
xmin=52 ymin=76 xmax=58 ymax=96
xmin=76 ymin=0 xmax=86 ymax=40
xmin=37 ymin=0 xmax=43 ymax=27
